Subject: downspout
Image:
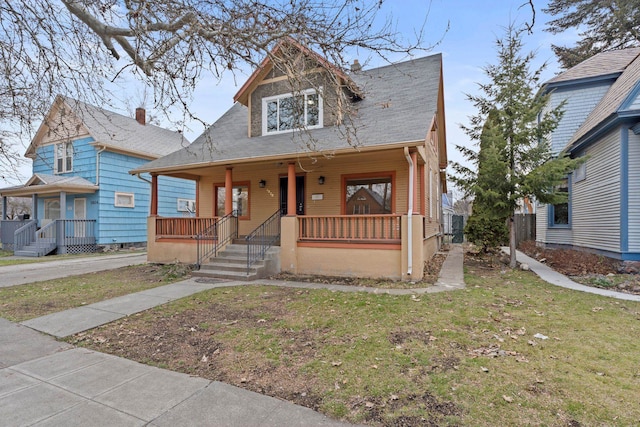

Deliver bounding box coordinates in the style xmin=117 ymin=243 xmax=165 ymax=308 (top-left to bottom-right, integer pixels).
xmin=135 ymin=173 xmax=152 ymax=185
xmin=95 ymin=145 xmax=106 ymax=185
xmin=404 ymin=147 xmax=414 ymax=276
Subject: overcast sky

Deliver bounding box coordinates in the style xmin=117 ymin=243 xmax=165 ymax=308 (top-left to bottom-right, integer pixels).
xmin=12 ymin=0 xmax=577 ymax=187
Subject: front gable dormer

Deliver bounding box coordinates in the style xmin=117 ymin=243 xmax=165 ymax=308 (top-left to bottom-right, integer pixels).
xmin=233 ymin=38 xmax=360 ymax=138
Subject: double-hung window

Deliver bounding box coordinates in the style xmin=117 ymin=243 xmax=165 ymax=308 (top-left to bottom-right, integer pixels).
xmin=549 ymin=177 xmax=570 ymax=227
xmin=263 ymin=89 xmax=322 ymax=134
xmin=55 ymin=141 xmax=73 ymax=173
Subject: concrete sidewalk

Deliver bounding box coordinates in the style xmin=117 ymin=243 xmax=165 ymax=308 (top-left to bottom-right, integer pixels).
xmin=0 ymin=318 xmax=349 ymax=426
xmin=503 ymin=247 xmax=640 ymax=302
xmin=0 ymin=252 xmax=147 ymax=288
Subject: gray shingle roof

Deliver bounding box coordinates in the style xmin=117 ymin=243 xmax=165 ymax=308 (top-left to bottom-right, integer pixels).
xmin=562 ymin=49 xmax=640 ymax=149
xmin=547 ymin=48 xmax=640 ymax=85
xmin=27 ymin=96 xmax=190 ymax=159
xmin=132 ymin=53 xmax=442 ymax=173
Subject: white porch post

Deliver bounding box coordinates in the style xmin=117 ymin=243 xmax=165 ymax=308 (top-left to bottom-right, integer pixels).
xmin=59 ymin=191 xmax=66 ymax=219
xmin=32 ymin=194 xmax=38 ymax=220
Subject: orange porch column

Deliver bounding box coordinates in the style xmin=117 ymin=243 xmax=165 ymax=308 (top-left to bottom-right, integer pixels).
xmin=150 ymin=174 xmax=158 ymax=216
xmin=225 ymin=167 xmax=233 ymax=215
xmin=287 ymin=162 xmax=296 ymax=216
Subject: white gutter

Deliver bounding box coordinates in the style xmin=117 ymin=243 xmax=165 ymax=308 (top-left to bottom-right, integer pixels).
xmin=404 ymin=147 xmax=414 ymax=277
xmin=95 ymin=145 xmax=106 ymax=185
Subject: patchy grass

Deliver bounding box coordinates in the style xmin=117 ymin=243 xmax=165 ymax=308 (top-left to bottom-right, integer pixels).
xmin=0 ymin=263 xmax=192 ymax=322
xmin=0 ymin=249 xmax=146 ymax=266
xmin=70 ymin=254 xmax=640 ymax=426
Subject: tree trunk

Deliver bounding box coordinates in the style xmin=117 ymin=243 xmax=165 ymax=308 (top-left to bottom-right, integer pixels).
xmin=509 ymin=214 xmax=517 ymax=268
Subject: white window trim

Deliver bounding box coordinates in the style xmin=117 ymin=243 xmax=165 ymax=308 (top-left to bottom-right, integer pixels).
xmin=261 ymin=88 xmax=323 ymax=135
xmin=114 ymin=192 xmax=135 ymax=208
xmin=177 ymin=198 xmax=195 ymax=212
xmin=54 ymin=141 xmax=73 ymax=174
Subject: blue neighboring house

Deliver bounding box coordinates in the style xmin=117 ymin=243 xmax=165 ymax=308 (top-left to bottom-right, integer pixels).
xmin=0 ymin=95 xmax=195 ymax=256
xmin=537 ymin=48 xmax=640 ymax=263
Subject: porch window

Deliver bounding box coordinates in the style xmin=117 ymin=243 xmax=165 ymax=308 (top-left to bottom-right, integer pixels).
xmin=115 ymin=192 xmax=135 ymax=208
xmin=44 ymin=200 xmax=61 ymax=220
xmin=344 ymin=174 xmax=393 ymax=215
xmin=549 ymin=177 xmax=570 ymax=227
xmin=263 ymin=89 xmax=322 ymax=134
xmin=216 ymin=184 xmax=249 ymax=218
xmin=55 ymin=141 xmax=73 ymax=173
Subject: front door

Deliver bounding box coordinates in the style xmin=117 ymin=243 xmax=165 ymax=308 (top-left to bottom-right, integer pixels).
xmin=279 ymin=176 xmax=305 ymax=215
xmin=74 ymin=198 xmax=86 ymax=237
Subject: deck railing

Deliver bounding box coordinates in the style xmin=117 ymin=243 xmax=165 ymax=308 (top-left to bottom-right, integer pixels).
xmin=156 ymin=217 xmax=218 ymax=238
xmin=13 ymin=220 xmax=37 ymax=251
xmin=299 ymin=214 xmax=401 ymax=242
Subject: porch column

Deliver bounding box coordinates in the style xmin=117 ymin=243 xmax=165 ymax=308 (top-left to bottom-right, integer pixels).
xmin=411 ymin=151 xmax=419 ymax=212
xmin=225 ymin=167 xmax=233 ymax=215
xmin=287 ymin=162 xmax=296 ymax=216
xmin=32 ymin=194 xmax=38 ymax=220
xmin=150 ymin=174 xmax=158 ymax=216
xmin=59 ymin=191 xmax=66 ymax=219
xmin=1 ymin=196 xmax=6 ymax=220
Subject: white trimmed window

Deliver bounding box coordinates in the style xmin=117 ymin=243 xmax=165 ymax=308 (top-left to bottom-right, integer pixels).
xmin=114 ymin=192 xmax=135 ymax=208
xmin=177 ymin=198 xmax=195 ymax=212
xmin=44 ymin=200 xmax=61 ymax=220
xmin=262 ymin=89 xmax=322 ymax=134
xmin=55 ymin=141 xmax=73 ymax=173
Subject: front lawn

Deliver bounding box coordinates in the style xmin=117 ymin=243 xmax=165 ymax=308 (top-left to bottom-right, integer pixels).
xmin=0 ymin=263 xmax=192 ymax=321
xmin=69 ymin=253 xmax=640 ymax=426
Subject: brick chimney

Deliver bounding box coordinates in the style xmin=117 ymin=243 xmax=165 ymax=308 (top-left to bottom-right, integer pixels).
xmin=350 ymin=59 xmax=362 ymax=72
xmin=135 ymin=107 xmax=146 ymax=125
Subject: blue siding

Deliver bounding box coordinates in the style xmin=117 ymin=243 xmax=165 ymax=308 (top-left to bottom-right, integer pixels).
xmin=547 ymin=82 xmax=612 ymax=155
xmin=97 ymin=151 xmax=150 ymax=244
xmin=33 ymin=136 xmax=96 ymax=181
xmin=29 ymin=135 xmax=194 ymax=247
xmin=157 ymin=176 xmax=196 ymax=217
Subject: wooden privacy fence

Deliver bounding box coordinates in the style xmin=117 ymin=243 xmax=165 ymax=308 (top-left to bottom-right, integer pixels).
xmin=514 ymin=214 xmax=536 ymax=246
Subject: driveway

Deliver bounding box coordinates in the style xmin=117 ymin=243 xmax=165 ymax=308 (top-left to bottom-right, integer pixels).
xmin=0 ymin=253 xmax=147 ymax=288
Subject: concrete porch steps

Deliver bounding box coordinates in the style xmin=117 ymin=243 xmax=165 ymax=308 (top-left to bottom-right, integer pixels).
xmin=192 ymin=243 xmax=280 ymax=281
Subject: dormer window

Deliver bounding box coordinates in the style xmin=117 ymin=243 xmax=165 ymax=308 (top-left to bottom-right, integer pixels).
xmin=262 ymin=88 xmax=323 ymax=135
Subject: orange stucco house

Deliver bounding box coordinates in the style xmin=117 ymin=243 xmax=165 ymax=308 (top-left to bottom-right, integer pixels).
xmin=132 ymin=40 xmax=448 ymax=281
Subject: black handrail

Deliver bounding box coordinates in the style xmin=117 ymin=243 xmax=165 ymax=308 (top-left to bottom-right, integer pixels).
xmin=245 ymin=210 xmax=281 ymax=274
xmin=196 ymin=211 xmax=237 ymax=268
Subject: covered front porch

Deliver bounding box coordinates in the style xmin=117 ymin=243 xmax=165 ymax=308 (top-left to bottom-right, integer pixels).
xmin=0 ymin=175 xmax=98 ymax=256
xmin=143 ymin=147 xmax=443 ymax=281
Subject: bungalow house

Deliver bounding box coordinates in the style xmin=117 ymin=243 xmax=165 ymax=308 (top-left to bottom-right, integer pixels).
xmin=0 ymin=96 xmax=195 ymax=256
xmin=132 ymin=40 xmax=448 ymax=281
xmin=537 ymin=48 xmax=640 ymax=263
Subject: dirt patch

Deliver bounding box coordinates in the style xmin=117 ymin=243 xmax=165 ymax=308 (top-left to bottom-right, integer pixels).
xmin=270 ymin=250 xmax=448 ymax=289
xmin=518 ymin=241 xmax=640 ymax=295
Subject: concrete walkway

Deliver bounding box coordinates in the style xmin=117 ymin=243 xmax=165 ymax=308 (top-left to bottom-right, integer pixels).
xmin=0 ymin=253 xmax=147 ymax=287
xmin=1 ymin=245 xmax=465 ymax=426
xmin=503 ymin=247 xmax=640 ymax=302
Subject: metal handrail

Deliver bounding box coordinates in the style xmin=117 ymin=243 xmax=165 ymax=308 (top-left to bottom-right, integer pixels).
xmin=245 ymin=210 xmax=281 ymax=274
xmin=196 ymin=211 xmax=237 ymax=268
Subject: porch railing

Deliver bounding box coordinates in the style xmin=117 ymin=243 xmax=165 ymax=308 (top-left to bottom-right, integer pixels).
xmin=1 ymin=220 xmax=32 ymax=250
xmin=196 ymin=211 xmax=237 ymax=268
xmin=299 ymin=214 xmax=402 ymax=242
xmin=156 ymin=217 xmax=219 ymax=238
xmin=13 ymin=220 xmax=37 ymax=251
xmin=56 ymin=219 xmax=96 ymax=246
xmin=246 ymin=210 xmax=281 ymax=274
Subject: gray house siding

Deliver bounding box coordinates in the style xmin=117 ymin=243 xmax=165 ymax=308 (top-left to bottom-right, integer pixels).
xmin=547 ymin=83 xmax=612 ymax=154
xmin=629 ymin=130 xmax=640 ymax=253
xmin=571 ymin=128 xmax=621 ymax=253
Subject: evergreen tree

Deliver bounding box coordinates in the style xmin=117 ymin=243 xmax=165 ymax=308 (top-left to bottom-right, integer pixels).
xmin=451 ymin=25 xmax=583 ymax=268
xmin=544 ymin=0 xmax=640 ymax=69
